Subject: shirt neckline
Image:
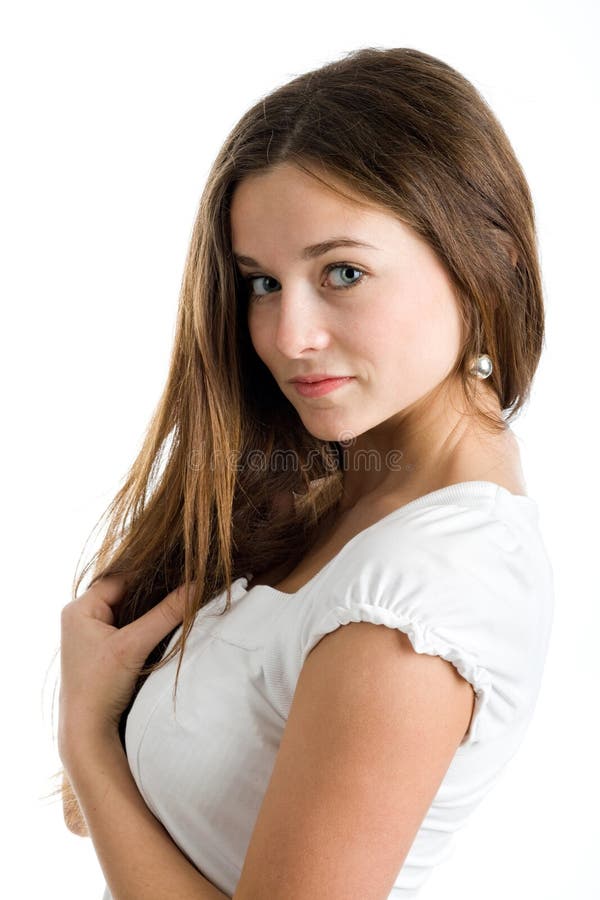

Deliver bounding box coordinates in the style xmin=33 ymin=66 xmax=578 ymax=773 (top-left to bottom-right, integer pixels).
xmin=239 ymin=480 xmax=538 ymax=600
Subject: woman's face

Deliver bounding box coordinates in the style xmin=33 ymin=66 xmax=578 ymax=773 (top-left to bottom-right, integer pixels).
xmin=230 ymin=162 xmax=466 ymax=443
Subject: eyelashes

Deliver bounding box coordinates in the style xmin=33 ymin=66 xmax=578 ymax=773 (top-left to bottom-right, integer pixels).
xmin=242 ymin=262 xmax=367 ymax=302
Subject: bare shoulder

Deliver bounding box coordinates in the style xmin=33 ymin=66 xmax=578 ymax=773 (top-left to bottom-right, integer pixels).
xmin=234 ymin=620 xmax=474 ymax=899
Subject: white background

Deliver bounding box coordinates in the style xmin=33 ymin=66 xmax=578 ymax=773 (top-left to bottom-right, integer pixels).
xmin=2 ymin=0 xmax=598 ymax=897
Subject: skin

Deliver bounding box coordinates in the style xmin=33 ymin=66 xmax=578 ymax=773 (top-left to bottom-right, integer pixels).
xmin=59 ymin=577 xmax=229 ymax=897
xmin=226 ymin=164 xmax=487 ymax=898
xmin=58 ymin=162 xmax=503 ymax=896
xmin=230 ymin=161 xmax=525 ymax=523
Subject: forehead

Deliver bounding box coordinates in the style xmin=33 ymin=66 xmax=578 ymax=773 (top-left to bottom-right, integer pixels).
xmin=232 ymin=162 xmax=369 ymax=208
xmin=230 ymin=163 xmax=411 ymax=258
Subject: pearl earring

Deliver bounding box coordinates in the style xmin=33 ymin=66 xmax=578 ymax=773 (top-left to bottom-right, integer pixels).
xmin=469 ymin=354 xmax=493 ymax=380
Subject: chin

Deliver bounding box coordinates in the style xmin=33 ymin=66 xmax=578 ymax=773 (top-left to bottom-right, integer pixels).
xmin=298 ymin=419 xmax=360 ymax=446
xmin=301 ymin=424 xmax=339 ymax=442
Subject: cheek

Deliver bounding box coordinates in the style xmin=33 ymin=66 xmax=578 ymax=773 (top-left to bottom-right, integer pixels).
xmin=359 ymin=290 xmax=462 ymax=377
xmin=349 ymin=295 xmax=419 ymax=359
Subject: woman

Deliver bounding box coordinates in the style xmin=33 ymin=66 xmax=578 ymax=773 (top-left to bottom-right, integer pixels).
xmin=55 ymin=47 xmax=554 ymax=898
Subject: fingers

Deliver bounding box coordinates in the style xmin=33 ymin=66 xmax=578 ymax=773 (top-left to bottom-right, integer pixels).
xmin=85 ymin=573 xmax=133 ymax=607
xmin=62 ymin=773 xmax=89 ymax=837
xmin=118 ymin=585 xmax=190 ymax=656
xmin=61 ymin=574 xmax=133 ymax=621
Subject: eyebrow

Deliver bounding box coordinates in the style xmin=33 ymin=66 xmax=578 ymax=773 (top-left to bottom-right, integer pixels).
xmin=233 ymin=237 xmax=380 ymax=268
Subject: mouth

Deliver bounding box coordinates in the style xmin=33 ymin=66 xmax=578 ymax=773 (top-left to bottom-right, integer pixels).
xmin=289 ymin=374 xmax=353 ymax=384
xmin=290 ymin=376 xmax=355 ymax=398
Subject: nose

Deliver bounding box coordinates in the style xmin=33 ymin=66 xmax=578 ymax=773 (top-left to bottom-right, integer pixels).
xmin=272 ymin=283 xmax=331 ymax=357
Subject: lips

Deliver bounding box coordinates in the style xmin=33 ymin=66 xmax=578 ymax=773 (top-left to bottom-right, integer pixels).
xmin=291 ymin=376 xmax=355 ymax=398
xmin=289 ymin=374 xmax=351 ymax=384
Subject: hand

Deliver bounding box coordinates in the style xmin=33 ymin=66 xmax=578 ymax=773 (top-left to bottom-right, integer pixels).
xmin=58 ymin=574 xmax=188 ymax=762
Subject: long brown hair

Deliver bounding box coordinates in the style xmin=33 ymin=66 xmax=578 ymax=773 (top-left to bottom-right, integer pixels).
xmin=46 ymin=46 xmax=545 ymax=833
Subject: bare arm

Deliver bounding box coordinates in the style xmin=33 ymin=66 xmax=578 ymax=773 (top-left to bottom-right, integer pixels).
xmin=58 ymin=574 xmax=229 ymax=895
xmin=233 ymin=621 xmax=475 ymax=899
xmin=62 ymin=734 xmax=230 ymax=900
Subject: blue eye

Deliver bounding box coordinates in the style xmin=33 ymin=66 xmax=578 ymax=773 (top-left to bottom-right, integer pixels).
xmin=328 ymin=264 xmax=365 ymax=288
xmin=246 ymin=275 xmax=279 ymax=299
xmin=243 ymin=262 xmax=366 ymax=302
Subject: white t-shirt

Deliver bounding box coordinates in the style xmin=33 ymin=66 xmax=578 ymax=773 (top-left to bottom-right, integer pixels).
xmin=101 ymin=481 xmax=554 ymax=899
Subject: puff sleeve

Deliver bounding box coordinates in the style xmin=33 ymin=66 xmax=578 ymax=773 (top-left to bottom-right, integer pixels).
xmin=269 ymin=500 xmax=554 ymax=751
